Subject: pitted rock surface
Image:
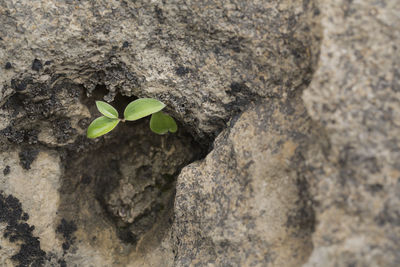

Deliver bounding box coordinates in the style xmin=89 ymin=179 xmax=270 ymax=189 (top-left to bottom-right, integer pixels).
xmin=303 ymin=0 xmax=400 ymax=266
xmin=0 ymin=0 xmax=320 ymax=141
xmin=1 ymin=0 xmax=399 ymax=266
xmin=173 ymin=95 xmax=320 ymax=266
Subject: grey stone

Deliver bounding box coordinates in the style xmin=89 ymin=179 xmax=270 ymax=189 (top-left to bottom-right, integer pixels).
xmin=1 ymin=0 xmax=399 ymax=266
xmin=0 ymin=0 xmax=319 ymax=141
xmin=302 ymin=0 xmax=400 ymax=266
xmin=173 ymin=95 xmax=320 ymax=266
xmin=2 ymin=0 xmax=318 ymax=265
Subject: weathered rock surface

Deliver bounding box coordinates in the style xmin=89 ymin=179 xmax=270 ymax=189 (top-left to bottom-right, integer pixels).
xmin=302 ymin=1 xmax=400 ymax=266
xmin=0 ymin=150 xmax=61 ymax=266
xmin=173 ymin=95 xmax=320 ymax=266
xmin=0 ymin=0 xmax=399 ymax=266
xmin=0 ymin=0 xmax=319 ymax=141
xmin=0 ymin=0 xmax=319 ymax=265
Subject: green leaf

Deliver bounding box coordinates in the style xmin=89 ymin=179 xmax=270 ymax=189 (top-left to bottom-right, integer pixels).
xmin=87 ymin=116 xmax=119 ymax=138
xmin=124 ymin=98 xmax=166 ymax=121
xmin=150 ymin=111 xmax=178 ymax=135
xmin=96 ymin=101 xmax=119 ymax=119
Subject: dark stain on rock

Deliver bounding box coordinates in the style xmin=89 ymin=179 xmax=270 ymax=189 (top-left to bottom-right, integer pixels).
xmin=44 ymin=60 xmax=52 ymax=66
xmin=117 ymin=228 xmax=137 ymax=244
xmin=0 ymin=127 xmax=39 ymax=145
xmin=58 ymin=259 xmax=67 ymax=267
xmin=5 ymin=62 xmax=12 ymax=69
xmin=365 ymin=183 xmax=383 ymax=193
xmin=313 ymin=7 xmax=321 ymax=16
xmin=52 ymin=118 xmax=77 ymax=143
xmin=18 ymin=148 xmax=39 ymax=170
xmin=22 ymin=212 xmax=29 ymax=221
xmin=280 ymin=97 xmax=296 ymax=116
xmin=56 ymin=218 xmax=77 ymax=252
xmin=375 ymin=202 xmax=400 ymax=226
xmin=11 ymin=78 xmax=29 ymax=92
xmin=363 ymin=156 xmax=381 ymax=174
xmin=0 ymin=127 xmax=26 ymax=144
xmin=28 ymin=82 xmax=51 ymax=98
xmin=225 ymin=82 xmax=259 ymax=116
xmin=0 ymin=192 xmax=46 ymax=266
xmin=1 ymin=79 xmax=82 ymax=148
xmin=228 ymin=82 xmax=256 ymax=98
xmin=154 ymin=5 xmax=165 ymax=24
xmin=77 ymin=118 xmax=90 ymax=130
xmin=175 ymin=66 xmax=191 ymax=76
xmin=286 ymin=174 xmax=316 ymax=235
xmin=222 ymin=37 xmax=244 ymax=53
xmin=3 ymin=165 xmax=10 ymax=175
xmin=287 ymin=14 xmax=297 ymax=31
xmin=122 ymin=41 xmax=130 ymax=48
xmin=31 ymin=59 xmax=43 ymax=71
xmin=227 ymin=113 xmax=242 ymax=129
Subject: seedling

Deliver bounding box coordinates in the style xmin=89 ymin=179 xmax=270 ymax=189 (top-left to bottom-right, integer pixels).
xmin=87 ymin=98 xmax=177 ymax=138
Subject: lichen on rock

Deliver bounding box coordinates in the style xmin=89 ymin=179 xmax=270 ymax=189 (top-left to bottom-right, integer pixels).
xmin=1 ymin=0 xmax=398 ymax=266
xmin=173 ymin=95 xmax=320 ymax=266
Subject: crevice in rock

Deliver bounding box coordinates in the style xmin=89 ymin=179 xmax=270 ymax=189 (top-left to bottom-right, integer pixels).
xmin=0 ymin=75 xmax=211 ymax=263
xmin=0 ymin=0 xmax=324 ymax=264
xmin=56 ymin=84 xmax=209 ymax=256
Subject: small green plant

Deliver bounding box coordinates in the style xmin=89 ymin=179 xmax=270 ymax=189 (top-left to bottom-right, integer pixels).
xmin=87 ymin=98 xmax=177 ymax=138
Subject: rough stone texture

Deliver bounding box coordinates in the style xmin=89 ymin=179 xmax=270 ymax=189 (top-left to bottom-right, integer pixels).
xmin=0 ymin=0 xmax=319 ymax=265
xmin=0 ymin=0 xmax=319 ymax=141
xmin=173 ymin=95 xmax=320 ymax=266
xmin=302 ymin=0 xmax=400 ymax=266
xmin=56 ymin=121 xmax=200 ymax=266
xmin=1 ymin=0 xmax=399 ymax=266
xmin=0 ymin=150 xmax=62 ymax=266
xmin=106 ymin=128 xmax=199 ymax=228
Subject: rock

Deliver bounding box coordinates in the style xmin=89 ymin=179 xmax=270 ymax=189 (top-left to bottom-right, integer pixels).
xmin=302 ymin=0 xmax=400 ymax=266
xmin=0 ymin=0 xmax=319 ymax=141
xmin=1 ymin=0 xmax=398 ymax=266
xmin=0 ymin=150 xmax=62 ymax=266
xmin=0 ymin=0 xmax=319 ymax=264
xmin=173 ymin=95 xmax=320 ymax=266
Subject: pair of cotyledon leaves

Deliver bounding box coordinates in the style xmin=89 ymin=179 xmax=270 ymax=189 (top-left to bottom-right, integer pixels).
xmin=87 ymin=98 xmax=177 ymax=138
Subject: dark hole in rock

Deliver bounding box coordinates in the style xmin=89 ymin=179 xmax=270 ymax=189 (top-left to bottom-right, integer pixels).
xmin=57 ymin=83 xmax=208 ymax=251
xmin=84 ymin=84 xmax=134 ymax=116
xmin=0 ymin=75 xmax=210 ymax=257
